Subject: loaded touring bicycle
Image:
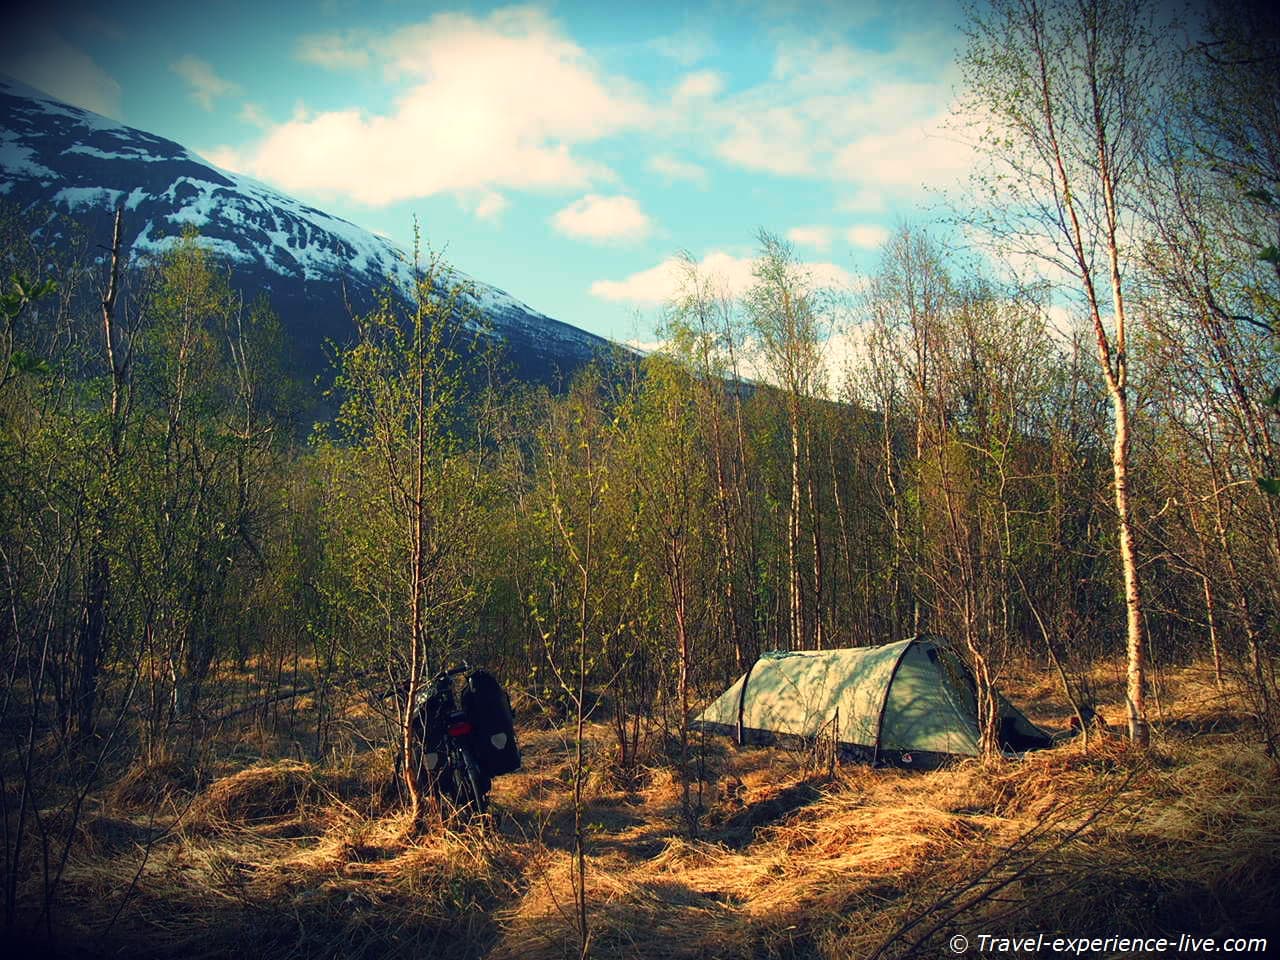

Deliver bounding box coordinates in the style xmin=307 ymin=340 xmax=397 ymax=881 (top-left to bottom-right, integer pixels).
xmin=399 ymin=664 xmax=522 ymax=816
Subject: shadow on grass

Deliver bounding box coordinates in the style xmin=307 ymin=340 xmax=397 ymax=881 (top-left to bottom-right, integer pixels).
xmin=709 ymin=780 xmax=825 ymax=849
xmin=494 ymin=797 xmax=650 ymax=855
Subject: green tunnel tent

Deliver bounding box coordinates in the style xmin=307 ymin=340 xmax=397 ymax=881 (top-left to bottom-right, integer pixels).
xmin=692 ymin=637 xmax=1053 ymax=767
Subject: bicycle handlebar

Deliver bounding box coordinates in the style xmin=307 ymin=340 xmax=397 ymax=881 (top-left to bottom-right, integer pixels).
xmin=380 ymin=664 xmax=471 ymax=706
xmin=431 ymin=663 xmax=471 ymax=683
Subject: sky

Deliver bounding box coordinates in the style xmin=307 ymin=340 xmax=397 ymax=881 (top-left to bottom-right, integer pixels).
xmin=1 ymin=0 xmax=982 ymax=346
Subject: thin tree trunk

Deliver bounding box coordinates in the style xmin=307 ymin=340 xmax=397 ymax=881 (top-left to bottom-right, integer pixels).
xmin=1111 ymin=388 xmax=1149 ymax=746
xmin=1210 ymin=461 xmax=1273 ymax=736
xmin=828 ymin=434 xmax=857 ymax=645
xmin=573 ymin=442 xmax=593 ymax=960
xmin=1028 ymin=9 xmax=1149 ymax=746
xmin=788 ymin=400 xmax=804 ymax=650
xmin=724 ymin=329 xmax=761 ymax=662
xmin=806 ymin=428 xmax=825 ymax=650
xmin=882 ymin=398 xmax=904 ymax=642
xmin=401 ymin=264 xmax=429 ymax=824
xmin=672 ymin=550 xmax=692 ymax=832
xmin=76 ymin=209 xmax=127 ymax=738
xmin=705 ymin=374 xmax=742 ymax=672
xmin=1202 ymin=575 xmax=1223 ymax=690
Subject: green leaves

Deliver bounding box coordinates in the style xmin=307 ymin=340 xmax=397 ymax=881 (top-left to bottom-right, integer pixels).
xmin=9 ymin=350 xmax=51 ymax=376
xmin=1 ymin=271 xmax=57 ymax=322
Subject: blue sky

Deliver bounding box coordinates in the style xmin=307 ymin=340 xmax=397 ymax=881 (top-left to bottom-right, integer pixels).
xmin=2 ymin=0 xmax=978 ymax=345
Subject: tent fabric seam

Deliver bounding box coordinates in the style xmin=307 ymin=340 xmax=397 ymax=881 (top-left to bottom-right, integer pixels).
xmin=871 ymin=637 xmax=918 ymax=764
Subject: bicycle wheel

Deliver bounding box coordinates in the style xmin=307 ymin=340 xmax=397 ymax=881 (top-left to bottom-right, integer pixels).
xmin=451 ymin=745 xmax=489 ymax=817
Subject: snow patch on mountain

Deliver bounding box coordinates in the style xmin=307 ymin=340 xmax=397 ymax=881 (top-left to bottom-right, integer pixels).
xmin=0 ymin=72 xmax=618 ymax=374
xmin=0 ymin=134 xmax=56 ymax=179
xmin=53 ymin=186 xmax=124 ymax=210
xmin=66 ymin=143 xmax=169 ymax=163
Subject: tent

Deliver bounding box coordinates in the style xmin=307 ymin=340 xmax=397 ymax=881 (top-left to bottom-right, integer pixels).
xmin=692 ymin=636 xmax=1052 ymax=767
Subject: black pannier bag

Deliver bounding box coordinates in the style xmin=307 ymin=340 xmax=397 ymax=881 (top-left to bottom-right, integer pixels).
xmin=461 ymin=669 xmax=521 ymax=777
xmin=409 ymin=689 xmax=451 ymax=784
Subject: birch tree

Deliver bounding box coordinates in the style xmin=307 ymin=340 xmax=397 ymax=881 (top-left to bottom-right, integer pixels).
xmin=961 ymin=0 xmax=1162 ymax=745
xmin=327 ymin=235 xmax=482 ymax=821
xmin=745 ymin=230 xmax=828 ymax=650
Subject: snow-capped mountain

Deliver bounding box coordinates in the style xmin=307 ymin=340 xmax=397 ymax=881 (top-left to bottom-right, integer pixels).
xmin=0 ymin=75 xmax=614 ymax=385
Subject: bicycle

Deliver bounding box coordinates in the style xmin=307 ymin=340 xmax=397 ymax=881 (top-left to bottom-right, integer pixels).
xmin=399 ymin=664 xmax=491 ymax=818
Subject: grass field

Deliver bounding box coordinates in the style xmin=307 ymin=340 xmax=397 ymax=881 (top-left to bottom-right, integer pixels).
xmin=9 ymin=662 xmax=1278 ymax=959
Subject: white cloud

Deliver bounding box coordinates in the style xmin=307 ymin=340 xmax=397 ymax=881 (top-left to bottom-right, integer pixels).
xmin=296 ymin=32 xmax=372 ymax=70
xmin=653 ymin=330 xmax=787 ymax=385
xmin=649 ymin=154 xmax=707 ymax=185
xmin=591 ymin=250 xmax=856 ymax=305
xmin=964 ymin=223 xmax=1083 ymax=290
xmin=243 ymin=7 xmax=651 ymax=206
xmin=824 ymin=324 xmax=876 ymax=381
xmin=631 ymin=325 xmax=866 ymax=395
xmin=832 ymin=108 xmax=977 ymax=193
xmin=659 ymin=27 xmax=971 ymax=201
xmin=962 ymin=226 xmax=1105 ymax=348
xmin=475 ymin=192 xmax=508 ymax=220
xmin=1043 ymin=303 xmax=1084 ymax=343
xmin=238 ymin=102 xmax=271 ymax=128
xmin=716 ymin=109 xmax=813 ymax=175
xmin=846 ymin=224 xmax=889 ymax=248
xmin=673 ymin=70 xmax=723 ymax=102
xmin=552 ymin=194 xmax=651 ymax=242
xmin=623 ymin=337 xmax=664 ymax=355
xmin=171 ymin=56 xmax=241 ymax=111
xmin=592 ymin=252 xmax=746 ymax=305
xmin=469 ymin=190 xmax=508 ymax=221
xmin=0 ymin=26 xmax=122 ymax=118
xmin=788 ymin=226 xmax=834 ymax=251
xmin=199 ymin=145 xmax=245 ymax=172
xmin=808 ymin=261 xmax=864 ymax=291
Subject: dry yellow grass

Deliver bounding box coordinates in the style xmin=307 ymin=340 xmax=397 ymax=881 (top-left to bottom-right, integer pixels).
xmin=15 ymin=660 xmax=1279 ymax=959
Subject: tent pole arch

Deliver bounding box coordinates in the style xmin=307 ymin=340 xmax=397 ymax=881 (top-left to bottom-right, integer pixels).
xmin=691 ymin=637 xmax=1051 ymax=764
xmin=871 ymin=636 xmax=920 ymax=765
xmin=736 ymin=657 xmax=760 ymax=746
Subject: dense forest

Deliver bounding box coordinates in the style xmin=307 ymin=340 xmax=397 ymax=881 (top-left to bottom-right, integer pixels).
xmin=2 ymin=0 xmax=1278 ymax=956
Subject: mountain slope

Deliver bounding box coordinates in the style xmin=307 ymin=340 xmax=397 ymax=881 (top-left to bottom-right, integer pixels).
xmin=0 ymin=75 xmax=615 ymax=386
